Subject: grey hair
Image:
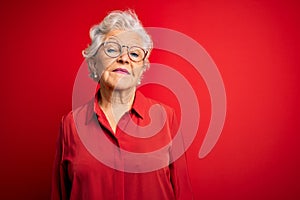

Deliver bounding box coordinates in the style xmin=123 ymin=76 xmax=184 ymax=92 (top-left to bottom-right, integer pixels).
xmin=82 ymin=10 xmax=153 ymax=79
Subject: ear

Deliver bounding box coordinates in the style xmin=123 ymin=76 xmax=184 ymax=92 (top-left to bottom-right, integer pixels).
xmin=87 ymin=58 xmax=99 ymax=81
xmin=143 ymin=58 xmax=150 ymax=71
xmin=143 ymin=48 xmax=152 ymax=70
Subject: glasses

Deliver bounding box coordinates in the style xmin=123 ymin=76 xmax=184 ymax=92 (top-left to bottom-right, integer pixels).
xmin=101 ymin=41 xmax=148 ymax=62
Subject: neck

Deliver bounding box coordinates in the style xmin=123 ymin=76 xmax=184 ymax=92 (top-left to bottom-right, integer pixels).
xmin=99 ymin=85 xmax=136 ymax=110
xmin=98 ymin=83 xmax=136 ymax=133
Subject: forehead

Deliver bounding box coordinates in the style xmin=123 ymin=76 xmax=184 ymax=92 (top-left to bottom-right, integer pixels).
xmin=105 ymin=30 xmax=144 ymax=46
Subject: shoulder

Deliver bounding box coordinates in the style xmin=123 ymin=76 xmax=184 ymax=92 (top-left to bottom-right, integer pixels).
xmin=60 ymin=100 xmax=94 ymax=137
xmin=135 ymin=90 xmax=177 ymax=122
xmin=148 ymin=97 xmax=175 ymax=116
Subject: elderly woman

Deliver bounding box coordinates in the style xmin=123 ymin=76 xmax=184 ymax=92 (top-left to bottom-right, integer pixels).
xmin=51 ymin=10 xmax=193 ymax=200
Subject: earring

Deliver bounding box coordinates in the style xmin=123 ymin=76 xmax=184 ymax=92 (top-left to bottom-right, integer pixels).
xmin=92 ymin=72 xmax=99 ymax=79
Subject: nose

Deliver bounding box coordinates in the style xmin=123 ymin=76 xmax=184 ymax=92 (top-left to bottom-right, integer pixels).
xmin=117 ymin=49 xmax=130 ymax=64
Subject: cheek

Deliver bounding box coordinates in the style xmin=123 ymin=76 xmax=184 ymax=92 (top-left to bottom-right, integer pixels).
xmin=95 ymin=58 xmax=114 ymax=73
xmin=101 ymin=71 xmax=110 ymax=80
xmin=134 ymin=66 xmax=145 ymax=78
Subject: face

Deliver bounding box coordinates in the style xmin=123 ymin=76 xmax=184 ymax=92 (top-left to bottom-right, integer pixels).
xmin=94 ymin=30 xmax=148 ymax=91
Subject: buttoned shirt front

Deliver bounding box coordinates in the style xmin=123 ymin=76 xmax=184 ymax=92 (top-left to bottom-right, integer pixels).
xmin=51 ymin=87 xmax=193 ymax=200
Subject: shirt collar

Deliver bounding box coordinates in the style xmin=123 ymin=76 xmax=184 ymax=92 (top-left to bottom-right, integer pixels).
xmin=131 ymin=90 xmax=150 ymax=119
xmin=85 ymin=84 xmax=150 ymax=124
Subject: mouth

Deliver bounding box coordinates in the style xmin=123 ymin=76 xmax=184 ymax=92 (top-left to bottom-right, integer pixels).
xmin=112 ymin=68 xmax=130 ymax=75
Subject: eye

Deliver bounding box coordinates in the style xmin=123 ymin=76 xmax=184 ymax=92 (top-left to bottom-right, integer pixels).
xmin=129 ymin=47 xmax=144 ymax=61
xmin=107 ymin=48 xmax=117 ymax=53
xmin=103 ymin=42 xmax=121 ymax=57
xmin=130 ymin=52 xmax=139 ymax=58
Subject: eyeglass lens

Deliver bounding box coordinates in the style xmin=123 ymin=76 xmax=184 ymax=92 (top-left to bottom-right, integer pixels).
xmin=103 ymin=42 xmax=146 ymax=62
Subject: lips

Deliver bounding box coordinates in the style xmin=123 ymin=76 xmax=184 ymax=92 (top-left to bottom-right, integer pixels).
xmin=112 ymin=68 xmax=130 ymax=75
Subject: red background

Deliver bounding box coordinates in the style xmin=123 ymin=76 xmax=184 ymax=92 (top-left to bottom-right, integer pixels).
xmin=0 ymin=0 xmax=299 ymax=199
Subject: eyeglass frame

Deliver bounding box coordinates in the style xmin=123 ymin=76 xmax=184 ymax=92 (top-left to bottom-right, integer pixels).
xmin=99 ymin=41 xmax=149 ymax=62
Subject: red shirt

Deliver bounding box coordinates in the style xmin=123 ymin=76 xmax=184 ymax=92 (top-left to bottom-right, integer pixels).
xmin=51 ymin=88 xmax=193 ymax=200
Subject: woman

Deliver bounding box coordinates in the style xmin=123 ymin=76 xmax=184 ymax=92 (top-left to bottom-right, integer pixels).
xmin=52 ymin=10 xmax=193 ymax=200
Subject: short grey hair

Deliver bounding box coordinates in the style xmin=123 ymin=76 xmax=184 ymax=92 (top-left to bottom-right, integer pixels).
xmin=82 ymin=10 xmax=153 ymax=78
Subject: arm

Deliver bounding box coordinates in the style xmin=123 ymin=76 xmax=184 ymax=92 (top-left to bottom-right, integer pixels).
xmin=51 ymin=117 xmax=69 ymax=200
xmin=169 ymin=111 xmax=194 ymax=200
xmin=170 ymin=154 xmax=194 ymax=200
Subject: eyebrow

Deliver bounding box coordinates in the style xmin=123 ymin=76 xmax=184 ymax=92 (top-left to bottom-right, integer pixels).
xmin=105 ymin=36 xmax=119 ymax=42
xmin=105 ymin=34 xmax=144 ymax=47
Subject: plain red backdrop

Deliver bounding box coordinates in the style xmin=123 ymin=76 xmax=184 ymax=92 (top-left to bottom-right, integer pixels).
xmin=0 ymin=0 xmax=299 ymax=199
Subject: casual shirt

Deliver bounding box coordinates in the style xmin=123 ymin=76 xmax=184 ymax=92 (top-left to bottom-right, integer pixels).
xmin=51 ymin=86 xmax=193 ymax=200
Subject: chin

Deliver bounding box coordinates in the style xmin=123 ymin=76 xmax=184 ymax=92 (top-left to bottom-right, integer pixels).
xmin=113 ymin=84 xmax=136 ymax=91
xmin=112 ymin=79 xmax=137 ymax=91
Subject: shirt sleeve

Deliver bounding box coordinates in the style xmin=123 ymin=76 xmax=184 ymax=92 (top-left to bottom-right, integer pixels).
xmin=169 ymin=111 xmax=194 ymax=200
xmin=51 ymin=116 xmax=69 ymax=200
